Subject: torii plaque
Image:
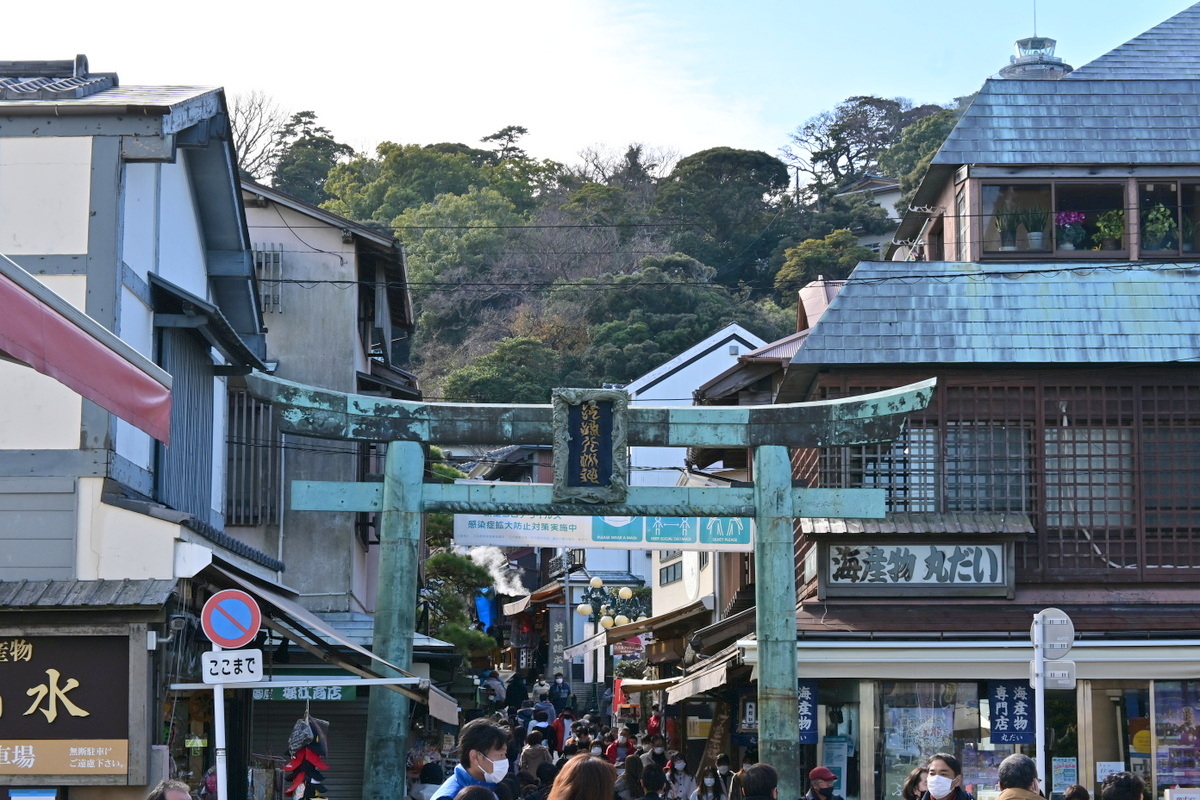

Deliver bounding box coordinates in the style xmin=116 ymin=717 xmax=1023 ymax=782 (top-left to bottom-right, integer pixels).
xmin=246 ymin=372 xmax=935 ymax=800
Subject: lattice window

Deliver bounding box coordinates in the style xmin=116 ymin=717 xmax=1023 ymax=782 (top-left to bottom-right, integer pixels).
xmin=225 ymin=389 xmax=281 ymax=526
xmin=253 ymin=242 xmax=283 ymax=314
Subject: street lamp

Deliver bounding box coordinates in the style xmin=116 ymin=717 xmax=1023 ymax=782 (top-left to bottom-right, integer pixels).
xmin=573 ymin=576 xmax=650 ymax=714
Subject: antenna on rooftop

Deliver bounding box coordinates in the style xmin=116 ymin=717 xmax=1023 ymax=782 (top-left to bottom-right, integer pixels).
xmin=1033 ymin=0 xmax=1038 ymax=36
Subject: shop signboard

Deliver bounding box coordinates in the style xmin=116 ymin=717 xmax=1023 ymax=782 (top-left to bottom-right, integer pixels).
xmin=548 ymin=606 xmax=568 ymax=678
xmin=989 ymin=681 xmax=1035 ymax=744
xmin=455 ymin=513 xmax=753 ymax=552
xmin=0 ymin=635 xmax=130 ymax=776
xmin=798 ymin=681 xmax=818 ymax=744
xmin=251 ymin=685 xmax=357 ymax=702
xmin=824 ymin=542 xmax=1009 ymax=596
xmin=552 ymin=389 xmax=628 ymax=504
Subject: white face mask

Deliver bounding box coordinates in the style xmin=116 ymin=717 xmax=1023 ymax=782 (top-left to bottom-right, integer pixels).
xmin=654 ymin=747 xmax=665 ymax=755
xmin=592 ymin=747 xmax=603 ymax=755
xmin=704 ymin=779 xmax=716 ymax=787
xmin=718 ymin=767 xmax=730 ymax=775
xmin=927 ymin=775 xmax=954 ymax=799
xmin=618 ymin=737 xmax=627 ymax=744
xmin=675 ymin=762 xmax=686 ymax=771
xmin=556 ymin=678 xmax=564 ymax=684
xmin=482 ymin=755 xmax=509 ymax=784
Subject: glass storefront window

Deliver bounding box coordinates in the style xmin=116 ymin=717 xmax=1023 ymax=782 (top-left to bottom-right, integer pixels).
xmin=1154 ymin=681 xmax=1200 ymax=789
xmin=880 ymin=682 xmax=982 ymax=799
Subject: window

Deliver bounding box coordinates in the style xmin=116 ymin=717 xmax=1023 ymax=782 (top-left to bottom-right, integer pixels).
xmin=1136 ymin=182 xmax=1200 ymax=256
xmin=659 ymin=562 xmax=682 ymax=585
xmin=980 ymin=182 xmax=1126 ymax=256
xmin=955 ymin=187 xmax=967 ymax=261
xmin=225 ymin=389 xmax=281 ymax=526
xmin=659 ymin=550 xmax=682 ymax=562
xmin=1143 ymin=427 xmax=1200 ymax=529
xmin=945 ymin=424 xmax=1032 ymax=514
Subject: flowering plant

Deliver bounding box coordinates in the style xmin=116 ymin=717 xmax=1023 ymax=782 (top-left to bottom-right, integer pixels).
xmin=1056 ymin=211 xmax=1086 ymax=227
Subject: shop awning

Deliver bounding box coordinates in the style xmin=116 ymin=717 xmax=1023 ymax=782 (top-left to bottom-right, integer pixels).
xmin=666 ymin=652 xmax=737 ymax=705
xmin=616 ymin=677 xmax=681 ymax=694
xmin=209 ymin=567 xmax=458 ymax=724
xmin=691 ymin=607 xmax=757 ymax=655
xmin=0 ymin=253 xmax=172 ymax=443
xmin=604 ymin=596 xmax=714 ymax=641
xmin=502 ymin=581 xmax=563 ymax=616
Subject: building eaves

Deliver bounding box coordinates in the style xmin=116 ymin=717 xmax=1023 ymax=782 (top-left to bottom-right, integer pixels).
xmin=0 ymin=578 xmax=178 ymax=609
xmin=791 ymin=261 xmax=1200 ymax=368
xmin=242 ymin=180 xmax=400 ymax=250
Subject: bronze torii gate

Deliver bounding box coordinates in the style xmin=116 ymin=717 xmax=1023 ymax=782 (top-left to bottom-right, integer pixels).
xmin=246 ymin=373 xmax=935 ymax=800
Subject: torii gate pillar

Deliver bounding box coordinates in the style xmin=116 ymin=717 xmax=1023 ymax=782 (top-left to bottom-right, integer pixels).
xmin=248 ymin=374 xmax=935 ymax=800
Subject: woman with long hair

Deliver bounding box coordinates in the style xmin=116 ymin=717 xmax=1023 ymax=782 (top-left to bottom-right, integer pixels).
xmin=692 ymin=767 xmax=720 ymax=800
xmin=665 ymin=753 xmax=697 ymax=800
xmin=902 ymin=767 xmax=928 ymax=800
xmin=547 ymin=754 xmax=617 ymax=800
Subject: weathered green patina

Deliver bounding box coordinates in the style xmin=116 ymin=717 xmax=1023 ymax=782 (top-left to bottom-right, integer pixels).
xmin=245 ymin=372 xmax=934 ymax=800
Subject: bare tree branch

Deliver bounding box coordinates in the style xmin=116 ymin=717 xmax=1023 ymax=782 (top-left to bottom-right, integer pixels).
xmin=230 ymin=90 xmax=290 ymax=180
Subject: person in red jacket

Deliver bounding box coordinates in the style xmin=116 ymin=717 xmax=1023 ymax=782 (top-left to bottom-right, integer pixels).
xmin=550 ymin=709 xmax=576 ymax=753
xmin=606 ymin=727 xmax=635 ymax=766
xmin=646 ymin=706 xmax=664 ymax=738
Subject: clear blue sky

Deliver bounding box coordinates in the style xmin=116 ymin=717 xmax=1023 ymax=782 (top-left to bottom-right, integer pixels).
xmin=6 ymin=0 xmax=1193 ymax=165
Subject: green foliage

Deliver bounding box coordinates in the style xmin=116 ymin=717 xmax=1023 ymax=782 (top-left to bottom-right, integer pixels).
xmin=270 ymin=112 xmax=354 ymax=205
xmin=614 ymin=659 xmax=647 ymax=679
xmin=481 ymin=125 xmax=530 ymax=163
xmin=322 ymin=142 xmax=495 ymax=224
xmin=421 ymin=552 xmax=495 ymax=657
xmin=877 ymin=108 xmax=960 ymax=216
xmin=443 ymin=337 xmax=563 ymax=403
xmin=549 ymin=256 xmax=791 ymax=384
xmin=774 ymin=229 xmax=875 ymax=297
xmin=655 ymin=147 xmax=790 ymax=286
xmin=426 ymin=446 xmax=466 ymax=550
xmin=786 ymin=96 xmax=945 ymax=188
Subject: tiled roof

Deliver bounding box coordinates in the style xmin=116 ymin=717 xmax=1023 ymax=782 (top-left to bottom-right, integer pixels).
xmin=931 ymin=78 xmax=1200 ymax=165
xmin=1067 ymin=2 xmax=1200 ymax=79
xmin=791 ymin=261 xmax=1200 ymax=367
xmin=0 ymin=579 xmax=178 ymax=608
xmin=0 ymin=57 xmax=216 ymax=112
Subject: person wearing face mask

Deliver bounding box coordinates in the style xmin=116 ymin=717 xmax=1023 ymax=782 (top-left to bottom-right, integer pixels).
xmin=548 ymin=672 xmax=573 ymax=714
xmin=640 ymin=735 xmax=668 ymax=771
xmin=432 ymin=718 xmax=512 ymax=800
xmin=804 ymin=767 xmax=845 ymax=800
xmin=607 ymin=727 xmax=634 ymax=765
xmin=664 ymin=753 xmax=697 ymax=800
xmin=995 ymin=754 xmax=1042 ymax=800
xmin=712 ymin=756 xmax=734 ymax=800
xmin=691 ymin=767 xmax=721 ymax=800
xmin=922 ymin=754 xmax=971 ymax=800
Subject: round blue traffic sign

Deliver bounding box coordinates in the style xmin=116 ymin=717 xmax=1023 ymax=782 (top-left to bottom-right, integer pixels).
xmin=201 ymin=589 xmax=262 ymax=649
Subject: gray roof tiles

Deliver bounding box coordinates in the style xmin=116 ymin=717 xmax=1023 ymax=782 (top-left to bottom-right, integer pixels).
xmin=791 ymin=261 xmax=1200 ymax=367
xmin=1067 ymin=3 xmax=1200 ymax=79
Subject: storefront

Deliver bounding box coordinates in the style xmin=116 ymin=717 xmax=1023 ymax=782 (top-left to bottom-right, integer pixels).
xmin=737 ymin=637 xmax=1200 ymax=800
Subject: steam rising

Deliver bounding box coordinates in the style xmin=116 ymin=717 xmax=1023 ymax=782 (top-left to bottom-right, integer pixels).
xmin=461 ymin=546 xmax=527 ymax=597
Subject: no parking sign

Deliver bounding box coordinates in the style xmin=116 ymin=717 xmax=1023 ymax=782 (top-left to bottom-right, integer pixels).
xmin=201 ymin=589 xmax=262 ymax=649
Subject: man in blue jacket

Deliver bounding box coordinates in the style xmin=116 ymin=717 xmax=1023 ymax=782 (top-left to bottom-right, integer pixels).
xmin=547 ymin=672 xmax=573 ymax=713
xmin=432 ymin=718 xmax=511 ymax=800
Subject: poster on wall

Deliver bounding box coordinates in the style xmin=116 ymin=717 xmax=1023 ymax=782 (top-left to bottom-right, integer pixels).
xmin=1155 ymin=681 xmax=1200 ymax=789
xmin=1051 ymin=758 xmax=1078 ymax=793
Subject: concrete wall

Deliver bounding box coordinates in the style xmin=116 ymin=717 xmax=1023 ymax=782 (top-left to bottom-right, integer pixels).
xmin=157 ymin=153 xmax=208 ymax=299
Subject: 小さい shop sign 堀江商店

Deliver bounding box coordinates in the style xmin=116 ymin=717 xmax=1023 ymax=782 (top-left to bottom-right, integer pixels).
xmin=0 ymin=635 xmax=131 ymax=776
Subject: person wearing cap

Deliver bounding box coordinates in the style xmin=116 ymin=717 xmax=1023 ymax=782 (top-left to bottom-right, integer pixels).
xmin=804 ymin=767 xmax=845 ymax=800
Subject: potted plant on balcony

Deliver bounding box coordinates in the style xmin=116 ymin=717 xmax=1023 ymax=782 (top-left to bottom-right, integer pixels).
xmin=1056 ymin=211 xmax=1087 ymax=251
xmin=993 ymin=202 xmax=1022 ymax=251
xmin=1023 ymin=206 xmax=1049 ymax=250
xmin=1092 ymin=209 xmax=1125 ymax=250
xmin=1141 ymin=202 xmax=1177 ymax=251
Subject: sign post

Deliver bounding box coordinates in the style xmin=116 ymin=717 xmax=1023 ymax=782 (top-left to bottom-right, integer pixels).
xmin=1031 ymin=608 xmax=1075 ymax=789
xmin=201 ymin=590 xmax=263 ymax=800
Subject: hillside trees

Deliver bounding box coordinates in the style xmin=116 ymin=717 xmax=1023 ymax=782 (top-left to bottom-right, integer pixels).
xmin=655 ymin=147 xmax=791 ymax=286
xmin=271 ymin=111 xmax=354 ymax=204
